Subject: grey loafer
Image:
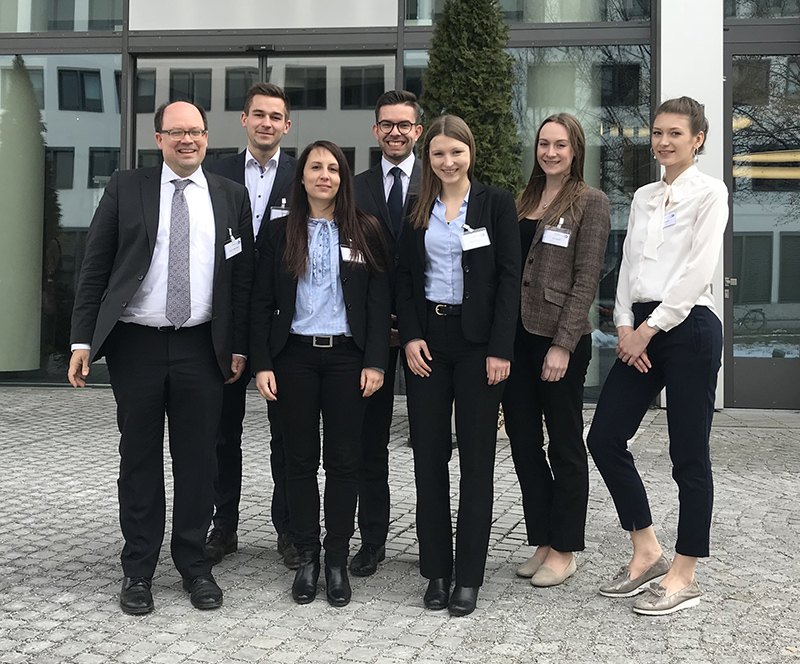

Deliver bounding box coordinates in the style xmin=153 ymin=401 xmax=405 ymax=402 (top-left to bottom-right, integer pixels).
xmin=599 ymin=554 xmax=670 ymax=598
xmin=633 ymin=580 xmax=702 ymax=615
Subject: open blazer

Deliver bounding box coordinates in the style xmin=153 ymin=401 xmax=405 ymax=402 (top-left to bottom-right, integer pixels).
xmin=395 ymin=179 xmax=521 ymax=360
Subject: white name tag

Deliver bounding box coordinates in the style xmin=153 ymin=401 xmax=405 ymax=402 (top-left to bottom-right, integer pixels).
xmin=663 ymin=211 xmax=677 ymax=228
xmin=224 ymin=237 xmax=243 ymax=259
xmin=542 ymin=226 xmax=570 ymax=247
xmin=460 ymin=227 xmax=491 ymax=251
xmin=341 ymin=246 xmax=365 ymax=263
xmin=270 ymin=205 xmax=290 ymax=221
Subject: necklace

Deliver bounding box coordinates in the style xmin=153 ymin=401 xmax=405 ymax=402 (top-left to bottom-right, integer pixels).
xmin=541 ymin=191 xmax=558 ymax=210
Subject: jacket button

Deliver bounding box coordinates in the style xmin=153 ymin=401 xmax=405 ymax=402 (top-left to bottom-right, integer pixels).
xmin=342 ymin=277 xmax=348 ymax=284
xmin=528 ymin=258 xmax=533 ymax=264
xmin=464 ymin=292 xmax=470 ymax=300
xmin=523 ymin=281 xmax=530 ymax=287
xmin=121 ymin=301 xmax=127 ymax=307
xmin=137 ymin=274 xmax=144 ymax=280
xmin=274 ymin=309 xmax=280 ymax=316
xmin=347 ymin=303 xmax=352 ymax=311
xmin=464 ymin=265 xmax=470 ymax=273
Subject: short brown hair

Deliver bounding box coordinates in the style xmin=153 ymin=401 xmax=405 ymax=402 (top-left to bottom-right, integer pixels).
xmin=244 ymin=82 xmax=290 ymax=118
xmin=154 ymin=100 xmax=208 ymax=132
xmin=374 ymin=90 xmax=421 ymax=124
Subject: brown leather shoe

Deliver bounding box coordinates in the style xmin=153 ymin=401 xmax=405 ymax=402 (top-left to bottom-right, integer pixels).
xmin=205 ymin=528 xmax=238 ymax=565
xmin=277 ymin=533 xmax=300 ymax=569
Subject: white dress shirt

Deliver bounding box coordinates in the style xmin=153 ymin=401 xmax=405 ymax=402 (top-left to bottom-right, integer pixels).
xmin=245 ymin=147 xmax=280 ymax=238
xmin=381 ymin=153 xmax=415 ymax=204
xmin=120 ymin=163 xmax=216 ymax=328
xmin=614 ymin=165 xmax=729 ymax=332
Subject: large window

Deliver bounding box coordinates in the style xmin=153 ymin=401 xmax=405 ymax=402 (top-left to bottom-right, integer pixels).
xmin=406 ymin=0 xmax=651 ymax=24
xmin=1 ymin=66 xmax=44 ymax=109
xmin=341 ymin=65 xmax=384 ymax=110
xmin=0 ymin=0 xmax=122 ymax=32
xmin=88 ymin=148 xmax=119 ymax=188
xmin=779 ymin=234 xmax=800 ymax=302
xmin=733 ymin=234 xmax=773 ymax=304
xmin=169 ymin=69 xmax=212 ymax=109
xmin=225 ymin=67 xmax=259 ymax=112
xmin=284 ymin=66 xmax=327 ymax=110
xmin=725 ymin=0 xmax=800 ymax=18
xmin=58 ymin=69 xmax=103 ymax=112
xmin=46 ymin=148 xmax=75 ymax=189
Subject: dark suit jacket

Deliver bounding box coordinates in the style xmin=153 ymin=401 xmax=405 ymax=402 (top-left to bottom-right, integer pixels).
xmin=354 ymin=157 xmax=421 ymax=264
xmin=396 ymin=180 xmax=521 ymax=361
xmin=250 ymin=216 xmax=391 ymax=373
xmin=519 ymin=185 xmax=610 ymax=352
xmin=70 ymin=165 xmax=254 ymax=379
xmin=205 ymin=149 xmax=297 ymax=251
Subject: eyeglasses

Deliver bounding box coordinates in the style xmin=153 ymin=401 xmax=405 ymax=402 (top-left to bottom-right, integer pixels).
xmin=159 ymin=129 xmax=208 ymax=140
xmin=376 ymin=120 xmax=418 ymax=135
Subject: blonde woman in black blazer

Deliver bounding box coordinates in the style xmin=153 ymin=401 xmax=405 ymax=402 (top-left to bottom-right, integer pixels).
xmin=396 ymin=115 xmax=520 ymax=617
xmin=503 ymin=113 xmax=610 ymax=588
xmin=250 ymin=141 xmax=391 ymax=608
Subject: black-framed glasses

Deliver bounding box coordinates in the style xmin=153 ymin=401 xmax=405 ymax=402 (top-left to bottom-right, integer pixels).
xmin=159 ymin=128 xmax=207 ymax=140
xmin=377 ymin=120 xmax=417 ymax=135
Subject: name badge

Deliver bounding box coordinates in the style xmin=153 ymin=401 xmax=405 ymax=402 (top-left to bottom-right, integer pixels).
xmin=341 ymin=246 xmax=365 ymax=264
xmin=270 ymin=206 xmax=290 ymax=221
xmin=224 ymin=237 xmax=243 ymax=259
xmin=460 ymin=226 xmax=491 ymax=251
xmin=663 ymin=211 xmax=677 ymax=228
xmin=542 ymin=218 xmax=570 ymax=247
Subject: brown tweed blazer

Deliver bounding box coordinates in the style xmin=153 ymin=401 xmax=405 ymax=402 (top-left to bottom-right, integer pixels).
xmin=519 ymin=185 xmax=610 ymax=353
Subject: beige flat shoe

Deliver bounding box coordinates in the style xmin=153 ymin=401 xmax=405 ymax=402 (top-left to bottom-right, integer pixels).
xmin=530 ymin=556 xmax=577 ymax=587
xmin=516 ymin=554 xmax=543 ymax=578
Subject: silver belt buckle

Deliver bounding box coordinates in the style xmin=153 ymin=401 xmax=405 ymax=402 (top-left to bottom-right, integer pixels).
xmin=435 ymin=304 xmax=447 ymax=316
xmin=312 ymin=335 xmax=334 ymax=348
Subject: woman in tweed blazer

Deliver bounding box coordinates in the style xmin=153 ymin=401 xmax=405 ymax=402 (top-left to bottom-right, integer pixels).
xmin=503 ymin=113 xmax=610 ymax=587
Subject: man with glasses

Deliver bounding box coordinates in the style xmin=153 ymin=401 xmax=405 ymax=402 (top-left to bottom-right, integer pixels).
xmin=350 ymin=90 xmax=423 ymax=576
xmin=205 ymin=83 xmax=299 ymax=570
xmin=68 ymin=101 xmax=254 ymax=614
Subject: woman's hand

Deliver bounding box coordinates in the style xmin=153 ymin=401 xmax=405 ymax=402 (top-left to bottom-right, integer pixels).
xmin=541 ymin=345 xmax=570 ymax=382
xmin=405 ymin=339 xmax=433 ymax=377
xmin=616 ymin=324 xmax=656 ymax=373
xmin=255 ymin=370 xmax=278 ymax=401
xmin=487 ymin=356 xmax=510 ymax=385
xmin=361 ymin=368 xmax=384 ymax=397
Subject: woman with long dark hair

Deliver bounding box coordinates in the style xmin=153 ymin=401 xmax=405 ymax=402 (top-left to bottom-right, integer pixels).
xmin=396 ymin=115 xmax=520 ymax=616
xmin=504 ymin=113 xmax=610 ymax=587
xmin=250 ymin=140 xmax=390 ymax=607
xmin=587 ymin=97 xmax=728 ymax=615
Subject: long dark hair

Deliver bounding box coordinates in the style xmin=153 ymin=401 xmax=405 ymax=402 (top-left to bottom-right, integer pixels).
xmin=516 ymin=113 xmax=587 ymax=223
xmin=411 ymin=115 xmax=476 ymax=230
xmin=284 ymin=140 xmax=386 ymax=278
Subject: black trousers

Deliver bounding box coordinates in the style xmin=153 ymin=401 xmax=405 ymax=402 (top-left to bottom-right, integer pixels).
xmin=503 ymin=331 xmax=591 ymax=552
xmin=104 ymin=321 xmax=223 ymax=580
xmin=587 ymin=304 xmax=722 ymax=558
xmin=356 ymin=344 xmax=399 ymax=547
xmin=273 ymin=337 xmax=367 ymax=567
xmin=405 ymin=313 xmax=504 ymax=587
xmin=213 ymin=366 xmax=290 ymax=535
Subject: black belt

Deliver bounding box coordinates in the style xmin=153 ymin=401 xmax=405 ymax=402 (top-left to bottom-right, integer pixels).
xmin=290 ymin=334 xmax=349 ymax=348
xmin=427 ymin=301 xmax=462 ymax=316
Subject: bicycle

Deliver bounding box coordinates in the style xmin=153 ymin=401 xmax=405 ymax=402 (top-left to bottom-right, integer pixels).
xmin=733 ymin=306 xmax=766 ymax=331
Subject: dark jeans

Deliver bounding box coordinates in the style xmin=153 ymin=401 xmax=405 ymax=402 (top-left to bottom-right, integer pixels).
xmin=503 ymin=331 xmax=591 ymax=552
xmin=105 ymin=322 xmax=222 ymax=580
xmin=587 ymin=303 xmax=722 ymax=558
xmin=273 ymin=337 xmax=367 ymax=567
xmin=405 ymin=313 xmax=504 ymax=587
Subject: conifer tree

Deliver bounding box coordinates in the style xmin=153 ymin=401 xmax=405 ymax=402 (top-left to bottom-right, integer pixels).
xmin=420 ymin=0 xmax=521 ymax=193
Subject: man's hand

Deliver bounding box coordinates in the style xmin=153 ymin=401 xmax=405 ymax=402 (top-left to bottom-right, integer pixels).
xmin=226 ymin=355 xmax=246 ymax=384
xmin=405 ymin=339 xmax=433 ymax=377
xmin=486 ymin=356 xmax=510 ymax=386
xmin=67 ymin=349 xmax=90 ymax=387
xmin=541 ymin=345 xmax=570 ymax=382
xmin=255 ymin=370 xmax=278 ymax=401
xmin=361 ymin=368 xmax=384 ymax=398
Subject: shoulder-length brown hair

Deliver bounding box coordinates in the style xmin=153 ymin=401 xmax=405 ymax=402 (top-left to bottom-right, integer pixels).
xmin=284 ymin=140 xmax=387 ymax=279
xmin=516 ymin=113 xmax=587 ymax=223
xmin=410 ymin=115 xmax=476 ymax=230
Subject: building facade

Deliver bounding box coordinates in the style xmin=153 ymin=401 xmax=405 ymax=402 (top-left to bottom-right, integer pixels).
xmin=0 ymin=0 xmax=798 ymax=408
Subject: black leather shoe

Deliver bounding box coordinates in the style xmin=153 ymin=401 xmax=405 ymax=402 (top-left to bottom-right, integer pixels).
xmin=182 ymin=574 xmax=223 ymax=610
xmin=119 ymin=576 xmax=153 ymax=615
xmin=423 ymin=577 xmax=451 ymax=610
xmin=292 ymin=551 xmax=320 ymax=604
xmin=205 ymin=528 xmax=238 ymax=565
xmin=349 ymin=544 xmax=386 ymax=577
xmin=277 ymin=533 xmax=300 ymax=570
xmin=448 ymin=585 xmax=479 ymax=617
xmin=325 ymin=565 xmax=352 ymax=607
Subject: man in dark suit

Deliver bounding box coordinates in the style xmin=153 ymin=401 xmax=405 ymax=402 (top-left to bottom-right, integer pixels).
xmin=204 ymin=83 xmax=299 ymax=569
xmin=68 ymin=101 xmax=254 ymax=615
xmin=350 ymin=90 xmax=423 ymax=576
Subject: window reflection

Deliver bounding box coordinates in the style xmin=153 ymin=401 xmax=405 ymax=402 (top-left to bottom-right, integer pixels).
xmin=725 ymin=0 xmax=800 ymax=18
xmin=0 ymin=0 xmax=122 ymax=32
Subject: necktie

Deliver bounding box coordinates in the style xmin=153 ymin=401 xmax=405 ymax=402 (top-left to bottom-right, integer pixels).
xmin=387 ymin=166 xmax=404 ymax=235
xmin=166 ymin=179 xmax=191 ymax=328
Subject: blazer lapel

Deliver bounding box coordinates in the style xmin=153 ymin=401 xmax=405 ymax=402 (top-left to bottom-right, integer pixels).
xmin=142 ymin=167 xmax=161 ymax=257
xmin=267 ymin=152 xmax=293 ymax=209
xmin=366 ymin=163 xmax=395 ymax=238
xmin=207 ymin=172 xmax=229 ymax=283
xmin=462 ymin=180 xmax=486 ymax=269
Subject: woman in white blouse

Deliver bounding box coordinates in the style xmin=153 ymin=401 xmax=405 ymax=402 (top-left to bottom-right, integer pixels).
xmin=587 ymin=97 xmax=728 ymax=616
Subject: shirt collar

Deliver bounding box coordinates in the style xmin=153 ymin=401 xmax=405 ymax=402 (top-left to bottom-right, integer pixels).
xmin=434 ymin=187 xmax=471 ymax=209
xmin=246 ymin=147 xmax=280 ymax=172
xmin=381 ymin=153 xmax=416 ymax=181
xmin=161 ymin=162 xmax=208 ymax=189
xmin=661 ymin=164 xmax=699 ymax=191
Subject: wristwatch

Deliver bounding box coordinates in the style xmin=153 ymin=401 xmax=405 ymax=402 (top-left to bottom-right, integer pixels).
xmin=646 ymin=315 xmax=660 ymax=331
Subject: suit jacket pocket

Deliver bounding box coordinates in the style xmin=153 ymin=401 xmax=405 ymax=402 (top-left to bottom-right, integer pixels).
xmin=544 ymin=287 xmax=567 ymax=307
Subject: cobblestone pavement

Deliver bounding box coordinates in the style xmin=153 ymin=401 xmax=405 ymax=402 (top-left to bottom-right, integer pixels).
xmin=1 ymin=386 xmax=798 ymax=664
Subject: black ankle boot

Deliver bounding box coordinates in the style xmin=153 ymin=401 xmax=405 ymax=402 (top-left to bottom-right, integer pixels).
xmin=292 ymin=551 xmax=320 ymax=604
xmin=325 ymin=565 xmax=351 ymax=607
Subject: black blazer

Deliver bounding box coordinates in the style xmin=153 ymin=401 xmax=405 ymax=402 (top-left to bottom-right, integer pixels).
xmin=205 ymin=149 xmax=297 ymax=250
xmin=354 ymin=158 xmax=422 ymax=263
xmin=70 ymin=165 xmax=254 ymax=379
xmin=396 ymin=180 xmax=521 ymax=361
xmin=250 ymin=216 xmax=391 ymax=373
